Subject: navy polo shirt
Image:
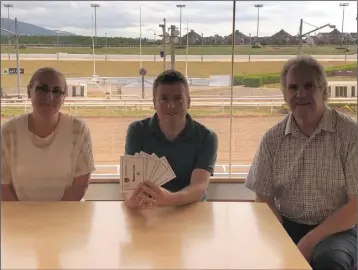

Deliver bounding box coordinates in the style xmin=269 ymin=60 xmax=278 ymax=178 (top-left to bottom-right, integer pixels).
xmin=124 ymin=113 xmax=218 ymax=193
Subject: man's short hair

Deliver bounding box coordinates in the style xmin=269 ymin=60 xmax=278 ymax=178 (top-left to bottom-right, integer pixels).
xmin=280 ymin=55 xmax=329 ymax=101
xmin=152 ymin=70 xmax=189 ymax=98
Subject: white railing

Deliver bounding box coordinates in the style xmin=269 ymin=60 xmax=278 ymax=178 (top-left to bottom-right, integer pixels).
xmin=2 ymin=53 xmax=357 ymax=62
xmin=2 ymin=97 xmax=356 ymax=114
xmin=92 ymin=164 xmax=251 ymax=180
xmin=2 ymin=96 xmax=357 ymax=102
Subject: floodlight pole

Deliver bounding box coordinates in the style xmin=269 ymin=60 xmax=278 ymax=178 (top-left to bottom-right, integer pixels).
xmin=91 ymin=15 xmax=96 ymax=77
xmin=159 ymin=19 xmax=167 ymax=71
xmin=4 ymin=3 xmax=13 ymax=60
xmin=254 ymin=4 xmax=263 ymax=44
xmin=298 ymin=20 xmax=336 ymax=55
xmin=185 ymin=20 xmax=189 ymax=77
xmin=176 ymin=4 xmax=186 ymax=45
xmin=339 ymin=3 xmax=349 ymax=47
xmin=90 ymin=4 xmax=100 ymax=45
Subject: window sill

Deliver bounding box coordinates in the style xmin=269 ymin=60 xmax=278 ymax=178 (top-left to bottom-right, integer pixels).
xmin=89 ymin=177 xmax=246 ymax=184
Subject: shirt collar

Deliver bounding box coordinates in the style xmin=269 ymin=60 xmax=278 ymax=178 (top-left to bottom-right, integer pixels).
xmin=148 ymin=113 xmax=195 ymax=141
xmin=285 ymin=106 xmax=336 ymax=137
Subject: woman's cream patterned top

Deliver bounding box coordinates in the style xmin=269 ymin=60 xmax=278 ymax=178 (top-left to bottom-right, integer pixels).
xmin=1 ymin=113 xmax=96 ymax=201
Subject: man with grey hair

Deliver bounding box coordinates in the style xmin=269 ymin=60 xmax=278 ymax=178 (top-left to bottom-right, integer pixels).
xmin=245 ymin=56 xmax=357 ymax=270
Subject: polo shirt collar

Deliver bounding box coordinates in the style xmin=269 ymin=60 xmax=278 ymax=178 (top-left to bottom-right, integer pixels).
xmin=148 ymin=113 xmax=195 ymax=140
xmin=285 ymin=106 xmax=336 ymax=137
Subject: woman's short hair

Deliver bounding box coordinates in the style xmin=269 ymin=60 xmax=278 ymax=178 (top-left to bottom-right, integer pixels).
xmin=152 ymin=70 xmax=189 ymax=98
xmin=27 ymin=67 xmax=68 ymax=95
xmin=280 ymin=55 xmax=328 ymax=100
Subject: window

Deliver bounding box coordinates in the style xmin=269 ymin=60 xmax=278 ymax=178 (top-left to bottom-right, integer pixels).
xmin=336 ymin=86 xmax=348 ymax=97
xmin=72 ymin=86 xmax=77 ymax=97
xmin=80 ymin=85 xmax=85 ymax=96
xmin=1 ymin=1 xmax=356 ymax=186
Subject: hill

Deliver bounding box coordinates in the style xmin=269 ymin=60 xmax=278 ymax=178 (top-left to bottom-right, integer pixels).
xmin=0 ymin=17 xmax=76 ymax=36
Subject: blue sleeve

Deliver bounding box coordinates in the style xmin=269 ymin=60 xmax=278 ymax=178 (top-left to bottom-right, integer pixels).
xmin=194 ymin=130 xmax=218 ymax=176
xmin=124 ymin=122 xmax=142 ymax=155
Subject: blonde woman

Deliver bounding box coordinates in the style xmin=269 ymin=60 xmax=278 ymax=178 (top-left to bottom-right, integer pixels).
xmin=1 ymin=67 xmax=96 ymax=201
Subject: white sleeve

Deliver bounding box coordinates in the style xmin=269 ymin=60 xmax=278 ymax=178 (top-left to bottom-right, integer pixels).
xmin=74 ymin=122 xmax=96 ymax=178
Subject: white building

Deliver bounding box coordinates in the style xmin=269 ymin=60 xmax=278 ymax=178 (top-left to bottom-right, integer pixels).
xmin=328 ymin=81 xmax=356 ymax=98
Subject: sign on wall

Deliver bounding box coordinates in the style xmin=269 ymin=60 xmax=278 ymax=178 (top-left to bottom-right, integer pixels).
xmin=2 ymin=68 xmax=24 ymax=75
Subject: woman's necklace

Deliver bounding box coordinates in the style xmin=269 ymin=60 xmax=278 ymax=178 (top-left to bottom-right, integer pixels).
xmin=31 ymin=129 xmax=58 ymax=148
xmin=29 ymin=114 xmax=61 ymax=149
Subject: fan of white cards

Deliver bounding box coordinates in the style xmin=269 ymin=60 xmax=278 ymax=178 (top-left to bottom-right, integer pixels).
xmin=119 ymin=151 xmax=176 ymax=193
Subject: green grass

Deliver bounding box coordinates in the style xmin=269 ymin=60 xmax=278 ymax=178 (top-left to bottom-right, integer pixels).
xmin=1 ymin=59 xmax=350 ymax=90
xmin=1 ymin=45 xmax=357 ymax=55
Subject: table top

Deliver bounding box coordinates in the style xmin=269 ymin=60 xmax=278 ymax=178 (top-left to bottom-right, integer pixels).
xmin=1 ymin=202 xmax=311 ymax=270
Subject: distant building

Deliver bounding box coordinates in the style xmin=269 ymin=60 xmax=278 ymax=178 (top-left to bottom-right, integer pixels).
xmin=182 ymin=30 xmax=202 ymax=45
xmin=269 ymin=29 xmax=294 ymax=45
xmin=224 ymin=30 xmax=249 ymax=45
xmin=316 ymin=29 xmax=342 ymax=45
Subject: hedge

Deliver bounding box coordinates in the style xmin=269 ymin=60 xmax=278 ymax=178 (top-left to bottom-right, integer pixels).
xmin=325 ymin=63 xmax=357 ymax=77
xmin=233 ymin=63 xmax=357 ymax=88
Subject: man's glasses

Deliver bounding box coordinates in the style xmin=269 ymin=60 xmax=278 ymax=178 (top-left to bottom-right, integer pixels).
xmin=35 ymin=85 xmax=65 ymax=97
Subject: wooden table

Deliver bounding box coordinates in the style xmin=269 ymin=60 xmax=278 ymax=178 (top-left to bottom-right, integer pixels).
xmin=1 ymin=202 xmax=311 ymax=270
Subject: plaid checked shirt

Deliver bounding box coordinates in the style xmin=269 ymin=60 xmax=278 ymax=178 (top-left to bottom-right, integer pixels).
xmin=245 ymin=107 xmax=357 ymax=225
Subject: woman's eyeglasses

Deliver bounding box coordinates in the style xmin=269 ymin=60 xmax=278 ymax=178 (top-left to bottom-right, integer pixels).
xmin=35 ymin=85 xmax=65 ymax=97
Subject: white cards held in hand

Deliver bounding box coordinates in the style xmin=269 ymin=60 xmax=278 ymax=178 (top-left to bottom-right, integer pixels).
xmin=119 ymin=152 xmax=176 ymax=193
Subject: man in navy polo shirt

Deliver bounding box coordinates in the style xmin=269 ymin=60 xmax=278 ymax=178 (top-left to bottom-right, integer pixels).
xmin=124 ymin=70 xmax=218 ymax=209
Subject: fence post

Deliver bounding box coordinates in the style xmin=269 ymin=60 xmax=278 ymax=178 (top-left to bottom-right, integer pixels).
xmin=112 ymin=133 xmax=115 ymax=151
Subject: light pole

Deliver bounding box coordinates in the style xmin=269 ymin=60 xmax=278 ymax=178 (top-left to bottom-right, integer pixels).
xmin=104 ymin=32 xmax=108 ymax=62
xmin=91 ymin=15 xmax=96 ymax=77
xmin=297 ymin=19 xmax=336 ymax=55
xmin=254 ymin=4 xmax=263 ymax=44
xmin=139 ymin=6 xmax=143 ymax=69
xmin=344 ymin=33 xmax=348 ymax=62
xmin=4 ymin=3 xmax=13 ymax=60
xmin=339 ymin=3 xmax=349 ymax=47
xmin=176 ymin=4 xmax=186 ymax=45
xmin=185 ymin=20 xmax=189 ymax=78
xmin=1 ymin=18 xmax=20 ymax=95
xmin=201 ymin=32 xmax=204 ymax=62
xmin=169 ymin=25 xmax=179 ymax=70
xmin=90 ymin=3 xmax=100 ymax=46
xmin=159 ymin=19 xmax=167 ymax=71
